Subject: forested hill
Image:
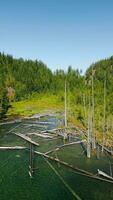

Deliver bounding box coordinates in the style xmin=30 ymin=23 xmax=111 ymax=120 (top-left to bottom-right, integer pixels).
xmin=0 ymin=53 xmax=53 ymax=99
xmin=0 ymin=53 xmax=83 ymax=117
xmin=0 ymin=52 xmax=113 ymax=124
xmin=0 ymin=53 xmax=83 ymax=100
xmin=85 ymin=56 xmax=113 ymax=114
xmin=86 ymin=56 xmax=113 ymax=92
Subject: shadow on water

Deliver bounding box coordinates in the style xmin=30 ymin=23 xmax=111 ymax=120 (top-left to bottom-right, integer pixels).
xmin=80 ymin=141 xmax=87 ymax=157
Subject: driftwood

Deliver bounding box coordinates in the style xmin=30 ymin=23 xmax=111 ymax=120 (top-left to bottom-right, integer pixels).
xmin=13 ymin=132 xmax=39 ymax=146
xmin=34 ymin=150 xmax=113 ymax=184
xmin=0 ymin=146 xmax=27 ymax=150
xmin=26 ymin=132 xmax=53 ymax=139
xmin=35 ymin=121 xmax=55 ymax=125
xmin=98 ymin=169 xmax=113 ymax=180
xmin=45 ymin=140 xmax=86 ymax=155
xmin=23 ymin=113 xmax=55 ymax=120
xmin=0 ymin=119 xmax=21 ymax=125
xmin=99 ymin=144 xmax=113 ymax=155
xmin=23 ymin=123 xmax=47 ymax=128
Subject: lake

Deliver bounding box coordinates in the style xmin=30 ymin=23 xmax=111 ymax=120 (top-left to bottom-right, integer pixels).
xmin=0 ymin=116 xmax=113 ymax=200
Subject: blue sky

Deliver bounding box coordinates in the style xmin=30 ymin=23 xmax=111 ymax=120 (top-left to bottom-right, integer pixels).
xmin=0 ymin=0 xmax=113 ymax=73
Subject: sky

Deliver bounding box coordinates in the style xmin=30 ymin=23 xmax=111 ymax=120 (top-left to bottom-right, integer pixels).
xmin=0 ymin=0 xmax=113 ymax=73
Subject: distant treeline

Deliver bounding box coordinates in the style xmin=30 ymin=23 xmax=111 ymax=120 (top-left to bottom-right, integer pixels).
xmin=0 ymin=53 xmax=83 ymax=99
xmin=0 ymin=52 xmax=113 ymax=121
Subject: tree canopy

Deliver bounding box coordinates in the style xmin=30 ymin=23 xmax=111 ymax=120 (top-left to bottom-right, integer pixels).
xmin=0 ymin=52 xmax=113 ymax=125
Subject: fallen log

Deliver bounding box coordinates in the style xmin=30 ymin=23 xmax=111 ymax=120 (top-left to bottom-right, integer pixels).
xmin=0 ymin=146 xmax=27 ymax=150
xmin=27 ymin=132 xmax=53 ymax=139
xmin=13 ymin=132 xmax=39 ymax=146
xmin=23 ymin=123 xmax=47 ymax=128
xmin=98 ymin=144 xmax=113 ymax=155
xmin=98 ymin=169 xmax=113 ymax=180
xmin=34 ymin=150 xmax=113 ymax=184
xmin=45 ymin=140 xmax=86 ymax=155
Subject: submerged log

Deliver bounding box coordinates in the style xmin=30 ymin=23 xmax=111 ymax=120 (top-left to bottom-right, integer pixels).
xmin=45 ymin=140 xmax=86 ymax=155
xmin=27 ymin=132 xmax=53 ymax=139
xmin=98 ymin=169 xmax=113 ymax=180
xmin=0 ymin=119 xmax=21 ymax=125
xmin=23 ymin=123 xmax=47 ymax=128
xmin=34 ymin=150 xmax=113 ymax=184
xmin=13 ymin=132 xmax=39 ymax=146
xmin=0 ymin=146 xmax=27 ymax=150
xmin=99 ymin=143 xmax=113 ymax=155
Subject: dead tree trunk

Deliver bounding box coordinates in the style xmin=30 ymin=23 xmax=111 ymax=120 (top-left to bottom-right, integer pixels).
xmin=87 ymin=93 xmax=91 ymax=158
xmin=102 ymin=74 xmax=106 ymax=152
xmin=91 ymin=66 xmax=96 ymax=149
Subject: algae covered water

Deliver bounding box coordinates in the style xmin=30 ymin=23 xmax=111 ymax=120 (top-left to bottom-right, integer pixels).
xmin=0 ymin=116 xmax=113 ymax=200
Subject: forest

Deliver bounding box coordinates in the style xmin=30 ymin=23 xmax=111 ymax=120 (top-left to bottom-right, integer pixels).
xmin=0 ymin=52 xmax=113 ymax=142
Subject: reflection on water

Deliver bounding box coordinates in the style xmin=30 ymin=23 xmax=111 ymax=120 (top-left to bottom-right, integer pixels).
xmin=0 ymin=116 xmax=113 ymax=200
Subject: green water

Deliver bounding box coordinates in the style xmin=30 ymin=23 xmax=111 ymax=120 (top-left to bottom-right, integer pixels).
xmin=0 ymin=117 xmax=113 ymax=200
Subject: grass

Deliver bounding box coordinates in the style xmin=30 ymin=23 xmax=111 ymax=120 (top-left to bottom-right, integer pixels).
xmin=7 ymin=93 xmax=84 ymax=127
xmin=7 ymin=94 xmax=64 ymax=117
xmin=7 ymin=93 xmax=113 ymax=149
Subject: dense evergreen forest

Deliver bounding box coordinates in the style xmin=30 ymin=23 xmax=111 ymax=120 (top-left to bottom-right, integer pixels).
xmin=0 ymin=53 xmax=113 ymax=137
xmin=0 ymin=53 xmax=83 ymax=117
